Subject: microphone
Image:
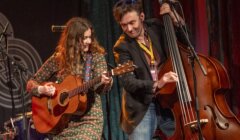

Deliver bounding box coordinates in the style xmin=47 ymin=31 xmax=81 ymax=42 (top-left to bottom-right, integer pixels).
xmin=158 ymin=0 xmax=163 ymax=4
xmin=0 ymin=22 xmax=9 ymax=43
xmin=51 ymin=25 xmax=66 ymax=32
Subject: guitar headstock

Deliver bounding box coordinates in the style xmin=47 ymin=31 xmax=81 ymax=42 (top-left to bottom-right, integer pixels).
xmin=112 ymin=61 xmax=136 ymax=76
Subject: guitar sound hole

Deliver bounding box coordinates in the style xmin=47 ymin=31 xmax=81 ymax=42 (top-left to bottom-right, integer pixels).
xmin=59 ymin=92 xmax=69 ymax=105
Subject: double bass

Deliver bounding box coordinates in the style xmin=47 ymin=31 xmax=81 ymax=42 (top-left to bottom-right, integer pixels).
xmin=156 ymin=2 xmax=240 ymax=140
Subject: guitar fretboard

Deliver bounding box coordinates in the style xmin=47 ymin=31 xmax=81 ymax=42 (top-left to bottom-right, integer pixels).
xmin=68 ymin=71 xmax=112 ymax=98
xmin=68 ymin=77 xmax=101 ymax=97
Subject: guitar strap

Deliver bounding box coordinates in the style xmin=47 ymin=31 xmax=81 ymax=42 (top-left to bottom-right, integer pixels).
xmin=71 ymin=53 xmax=93 ymax=118
xmin=84 ymin=53 xmax=93 ymax=82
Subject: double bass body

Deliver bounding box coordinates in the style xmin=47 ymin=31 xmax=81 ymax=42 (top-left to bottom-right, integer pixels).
xmin=157 ymin=43 xmax=240 ymax=140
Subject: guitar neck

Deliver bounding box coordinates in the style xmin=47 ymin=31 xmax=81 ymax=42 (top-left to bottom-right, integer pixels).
xmin=68 ymin=71 xmax=113 ymax=98
xmin=65 ymin=61 xmax=134 ymax=98
xmin=68 ymin=77 xmax=100 ymax=97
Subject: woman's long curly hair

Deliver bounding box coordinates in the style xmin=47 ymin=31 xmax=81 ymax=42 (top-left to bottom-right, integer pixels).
xmin=55 ymin=17 xmax=105 ymax=74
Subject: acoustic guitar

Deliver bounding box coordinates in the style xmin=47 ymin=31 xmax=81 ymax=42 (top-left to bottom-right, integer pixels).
xmin=31 ymin=61 xmax=135 ymax=134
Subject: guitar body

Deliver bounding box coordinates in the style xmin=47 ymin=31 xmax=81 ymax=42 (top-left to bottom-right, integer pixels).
xmin=32 ymin=75 xmax=87 ymax=134
xmin=31 ymin=60 xmax=135 ymax=134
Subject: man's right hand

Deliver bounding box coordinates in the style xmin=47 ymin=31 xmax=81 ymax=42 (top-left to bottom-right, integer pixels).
xmin=153 ymin=71 xmax=178 ymax=92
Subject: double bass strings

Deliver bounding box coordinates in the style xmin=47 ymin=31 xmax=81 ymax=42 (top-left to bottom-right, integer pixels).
xmin=163 ymin=14 xmax=196 ymax=126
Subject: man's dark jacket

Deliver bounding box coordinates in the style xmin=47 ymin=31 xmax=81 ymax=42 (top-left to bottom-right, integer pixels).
xmin=114 ymin=18 xmax=186 ymax=134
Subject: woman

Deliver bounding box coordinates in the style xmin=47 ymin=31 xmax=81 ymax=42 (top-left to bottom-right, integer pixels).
xmin=26 ymin=17 xmax=112 ymax=140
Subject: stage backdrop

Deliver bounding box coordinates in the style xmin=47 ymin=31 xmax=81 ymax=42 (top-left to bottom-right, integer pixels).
xmin=0 ymin=0 xmax=239 ymax=140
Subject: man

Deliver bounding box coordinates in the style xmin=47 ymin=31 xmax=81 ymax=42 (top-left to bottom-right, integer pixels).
xmin=113 ymin=0 xmax=186 ymax=139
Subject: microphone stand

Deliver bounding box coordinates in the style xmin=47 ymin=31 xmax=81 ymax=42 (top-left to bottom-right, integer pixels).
xmin=0 ymin=24 xmax=31 ymax=140
xmin=169 ymin=2 xmax=206 ymax=140
xmin=0 ymin=23 xmax=16 ymax=119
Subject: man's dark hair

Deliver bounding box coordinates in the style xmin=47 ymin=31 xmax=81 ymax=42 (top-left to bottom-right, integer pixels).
xmin=113 ymin=0 xmax=143 ymax=22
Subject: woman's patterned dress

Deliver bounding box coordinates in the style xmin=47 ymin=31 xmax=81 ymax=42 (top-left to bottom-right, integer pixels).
xmin=27 ymin=52 xmax=110 ymax=140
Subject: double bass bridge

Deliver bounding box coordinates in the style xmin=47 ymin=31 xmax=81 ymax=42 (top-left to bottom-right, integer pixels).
xmin=185 ymin=119 xmax=209 ymax=132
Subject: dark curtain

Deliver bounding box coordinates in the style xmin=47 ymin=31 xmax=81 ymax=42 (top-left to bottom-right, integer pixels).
xmin=205 ymin=0 xmax=240 ymax=116
xmin=87 ymin=0 xmax=126 ymax=139
xmin=229 ymin=0 xmax=240 ymax=116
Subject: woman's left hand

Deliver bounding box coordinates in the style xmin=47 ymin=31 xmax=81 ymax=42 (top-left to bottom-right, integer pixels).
xmin=101 ymin=71 xmax=113 ymax=85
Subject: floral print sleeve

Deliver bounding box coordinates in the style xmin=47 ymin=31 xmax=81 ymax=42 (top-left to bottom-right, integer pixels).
xmin=26 ymin=54 xmax=59 ymax=95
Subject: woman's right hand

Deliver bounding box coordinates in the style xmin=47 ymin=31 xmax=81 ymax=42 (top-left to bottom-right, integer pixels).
xmin=37 ymin=83 xmax=56 ymax=96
